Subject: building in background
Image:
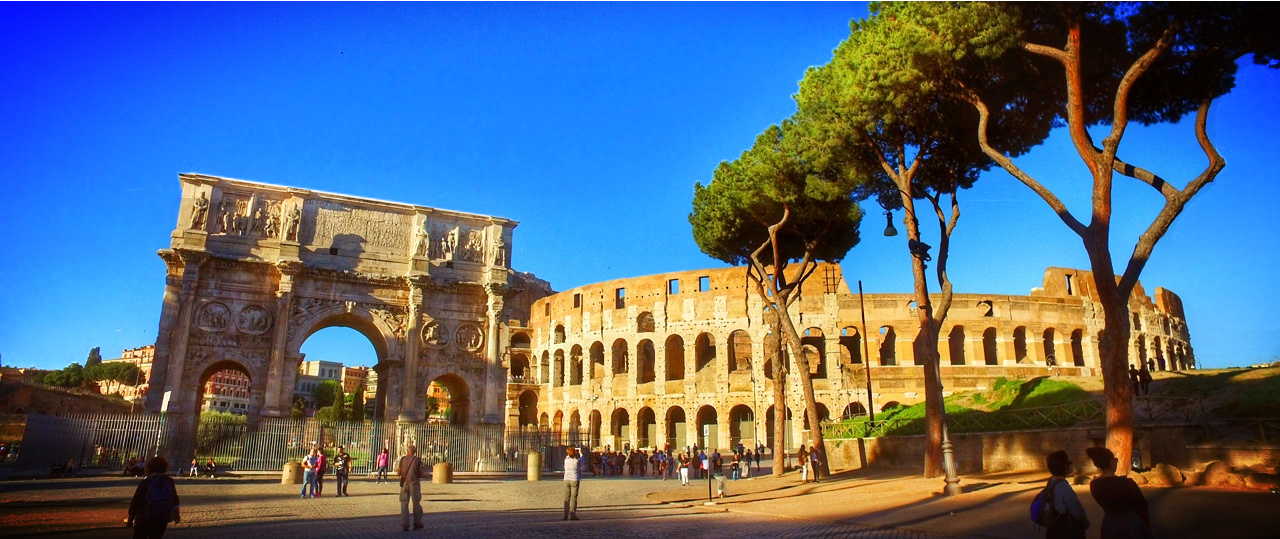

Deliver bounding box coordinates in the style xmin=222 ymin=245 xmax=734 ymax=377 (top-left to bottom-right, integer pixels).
xmin=99 ymin=345 xmax=154 ymax=403
xmin=201 ymin=368 xmax=251 ymax=414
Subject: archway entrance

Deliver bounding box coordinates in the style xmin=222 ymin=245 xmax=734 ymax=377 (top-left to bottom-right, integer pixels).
xmin=665 ymin=406 xmax=687 ymax=450
xmin=728 ymin=404 xmax=754 ymax=449
xmin=299 ymin=326 xmax=381 ymax=421
xmin=611 ymin=408 xmax=630 ymax=450
xmin=517 ymin=390 xmax=538 ymax=428
xmin=426 ymin=375 xmax=469 ymax=426
xmin=765 ymin=405 xmax=792 ymax=451
xmin=637 ymin=407 xmax=656 ymax=449
xmin=696 ymin=405 xmax=718 ymax=450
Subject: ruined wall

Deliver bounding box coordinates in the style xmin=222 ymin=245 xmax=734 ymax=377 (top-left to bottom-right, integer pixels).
xmin=523 ymin=264 xmax=1194 ymax=452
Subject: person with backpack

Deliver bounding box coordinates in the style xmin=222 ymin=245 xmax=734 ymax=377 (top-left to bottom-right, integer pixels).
xmin=1086 ymin=446 xmax=1152 ymax=538
xmin=398 ymin=444 xmax=426 ymax=531
xmin=127 ymin=456 xmax=180 ymax=539
xmin=1034 ymin=450 xmax=1089 ymax=538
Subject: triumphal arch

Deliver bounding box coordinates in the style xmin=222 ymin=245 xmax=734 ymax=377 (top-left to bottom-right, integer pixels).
xmin=145 ymin=173 xmax=540 ymax=434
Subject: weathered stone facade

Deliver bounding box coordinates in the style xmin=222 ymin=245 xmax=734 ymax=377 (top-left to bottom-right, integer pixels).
xmin=146 ymin=174 xmax=550 ymax=459
xmin=523 ymin=264 xmax=1193 ymax=452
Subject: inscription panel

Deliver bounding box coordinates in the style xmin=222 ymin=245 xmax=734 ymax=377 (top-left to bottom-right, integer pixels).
xmin=307 ymin=200 xmax=411 ymax=253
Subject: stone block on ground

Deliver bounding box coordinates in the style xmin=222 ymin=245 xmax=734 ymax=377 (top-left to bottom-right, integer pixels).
xmin=1200 ymin=461 xmax=1231 ymax=487
xmin=1143 ymin=463 xmax=1184 ymax=486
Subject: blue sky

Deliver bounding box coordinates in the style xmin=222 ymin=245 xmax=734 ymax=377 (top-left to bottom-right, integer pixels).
xmin=1 ymin=2 xmax=1277 ymax=372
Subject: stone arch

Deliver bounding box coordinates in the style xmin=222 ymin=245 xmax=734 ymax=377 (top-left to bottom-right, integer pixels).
xmin=841 ymin=402 xmax=867 ymax=419
xmin=509 ymin=351 xmax=531 ymax=382
xmin=554 ymin=324 xmax=566 ymax=344
xmin=1043 ymin=328 xmax=1057 ymax=365
xmin=728 ymin=404 xmax=755 ymax=449
xmin=1071 ymin=329 xmax=1085 ymax=367
xmin=727 ymin=330 xmax=752 ymax=372
xmin=552 ymin=410 xmax=564 ymax=436
xmin=569 ymin=344 xmax=583 ymax=386
xmin=184 ymin=357 xmax=262 ymax=434
xmin=948 ymin=326 xmax=966 ymax=366
xmin=637 ymin=312 xmax=655 ymax=333
xmin=637 ymin=340 xmax=656 ymax=384
xmin=589 ymin=410 xmax=602 ymax=448
xmin=510 ymin=331 xmax=531 ymax=349
xmin=611 ymin=407 xmax=630 ymax=446
xmin=801 ymin=327 xmax=826 ymax=378
xmin=553 ymin=349 xmax=565 ymax=388
xmin=881 ymin=401 xmax=901 ymax=412
xmin=288 ymin=307 xmax=394 ymax=419
xmin=589 ymin=341 xmax=605 ymax=380
xmin=611 ymin=338 xmax=629 ymax=375
xmin=665 ymin=335 xmax=686 ymax=381
xmin=637 ymin=407 xmax=657 ymax=448
xmin=802 ymin=403 xmax=830 ymax=431
xmin=1014 ymin=326 xmax=1029 ymax=364
xmin=569 ymin=410 xmax=582 ymax=443
xmin=696 ymin=405 xmax=718 ymax=449
xmin=982 ymin=327 xmax=999 ymax=366
xmin=539 ymin=412 xmax=549 ymax=429
xmin=540 ymin=351 xmax=550 ymax=384
xmin=765 ymin=405 xmax=792 ymax=450
xmin=695 ymin=333 xmax=716 ymax=373
xmin=518 ymin=390 xmax=538 ymax=427
xmin=426 ymin=373 xmax=470 ymax=426
xmin=839 ymin=326 xmax=862 ymax=365
xmin=665 ymin=406 xmax=687 ymax=449
xmin=1154 ymin=336 xmax=1166 ymax=370
xmin=878 ymin=326 xmax=897 ymax=366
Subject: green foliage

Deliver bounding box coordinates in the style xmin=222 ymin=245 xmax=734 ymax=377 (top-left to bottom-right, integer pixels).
xmin=84 ymin=361 xmax=143 ymax=392
xmin=35 ymin=362 xmax=89 ymax=388
xmin=291 ymin=396 xmax=307 ymax=419
xmin=1159 ymin=367 xmax=1280 ymax=419
xmin=425 ymin=395 xmax=440 ymax=416
xmin=196 ymin=410 xmax=247 ymax=454
xmin=312 ymin=379 xmax=342 ymax=408
xmin=85 ymin=347 xmax=103 ymax=368
xmin=350 ymin=384 xmax=365 ymax=422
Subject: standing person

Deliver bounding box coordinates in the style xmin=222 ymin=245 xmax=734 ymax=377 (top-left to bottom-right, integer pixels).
xmin=754 ymin=448 xmax=761 ymax=471
xmin=563 ymin=447 xmax=582 ymax=521
xmin=334 ymin=446 xmax=351 ymax=497
xmin=187 ymin=458 xmax=198 ymax=478
xmin=398 ymin=444 xmax=426 ymax=532
xmin=810 ymin=444 xmax=822 ymax=483
xmin=678 ymin=452 xmax=690 ymax=486
xmin=1041 ymin=450 xmax=1089 ymax=539
xmin=314 ymin=450 xmax=327 ymax=497
xmin=1138 ymin=367 xmax=1153 ymax=396
xmin=1128 ymin=365 xmax=1142 ymax=397
xmin=301 ymin=449 xmax=318 ymax=499
xmin=797 ymin=446 xmax=809 ymax=483
xmin=126 ymin=456 xmax=180 ymax=539
xmin=376 ymin=448 xmax=390 ymax=484
xmin=1086 ymin=447 xmax=1151 ymax=539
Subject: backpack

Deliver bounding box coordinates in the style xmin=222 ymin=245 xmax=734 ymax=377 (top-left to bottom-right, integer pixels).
xmin=1030 ymin=478 xmax=1080 ymax=529
xmin=142 ymin=475 xmax=176 ymax=523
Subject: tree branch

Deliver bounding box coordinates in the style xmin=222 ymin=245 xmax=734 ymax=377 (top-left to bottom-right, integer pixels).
xmin=1102 ymin=17 xmax=1181 ymax=157
xmin=1022 ymin=41 xmax=1070 ymax=64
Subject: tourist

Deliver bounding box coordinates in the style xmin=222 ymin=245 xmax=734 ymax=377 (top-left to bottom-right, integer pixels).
xmin=376 ymin=448 xmax=390 ymax=484
xmin=1138 ymin=367 xmax=1153 ymax=396
xmin=1086 ymin=447 xmax=1151 ymax=538
xmin=314 ymin=449 xmax=326 ymax=497
xmin=187 ymin=458 xmax=199 ymax=478
xmin=1042 ymin=450 xmax=1088 ymax=538
xmin=1128 ymin=365 xmax=1142 ymax=397
xmin=753 ymin=448 xmax=761 ymax=471
xmin=203 ymin=458 xmax=216 ymax=478
xmin=334 ymin=445 xmax=351 ymax=496
xmin=810 ymin=445 xmax=822 ymax=483
xmin=730 ymin=452 xmax=741 ymax=480
xmin=398 ymin=445 xmax=426 ymax=531
xmin=798 ymin=445 xmax=809 ymax=483
xmin=678 ymin=452 xmax=690 ymax=486
xmin=301 ymin=448 xmax=318 ymax=499
xmin=563 ymin=446 xmax=582 ymax=521
xmin=127 ymin=456 xmax=180 ymax=539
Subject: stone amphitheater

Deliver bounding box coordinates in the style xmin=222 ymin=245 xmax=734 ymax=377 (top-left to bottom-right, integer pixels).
xmin=507 ymin=264 xmax=1193 ymax=452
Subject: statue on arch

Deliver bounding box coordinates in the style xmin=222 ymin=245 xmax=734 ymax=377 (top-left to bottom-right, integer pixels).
xmin=190 ymin=192 xmax=209 ymax=231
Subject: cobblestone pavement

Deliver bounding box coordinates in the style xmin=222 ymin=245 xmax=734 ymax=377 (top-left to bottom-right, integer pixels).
xmin=1 ymin=468 xmax=1274 ymax=538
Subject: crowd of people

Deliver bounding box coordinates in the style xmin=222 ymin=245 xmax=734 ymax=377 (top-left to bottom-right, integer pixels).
xmin=583 ymin=442 xmax=767 ymax=483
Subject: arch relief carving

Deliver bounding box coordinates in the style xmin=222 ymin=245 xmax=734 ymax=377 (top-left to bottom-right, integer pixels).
xmin=196 ymin=302 xmax=231 ymax=332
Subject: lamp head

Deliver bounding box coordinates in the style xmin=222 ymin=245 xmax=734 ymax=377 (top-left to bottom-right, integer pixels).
xmin=882 ymin=211 xmax=898 ymax=237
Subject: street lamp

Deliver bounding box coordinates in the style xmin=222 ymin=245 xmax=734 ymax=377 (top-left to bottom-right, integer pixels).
xmin=883 ymin=209 xmax=961 ymax=496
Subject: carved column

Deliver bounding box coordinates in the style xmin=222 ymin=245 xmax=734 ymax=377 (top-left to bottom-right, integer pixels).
xmin=483 ymin=283 xmax=507 ymax=425
xmin=152 ymin=250 xmax=208 ymax=413
xmin=399 ymin=278 xmax=427 ymax=422
xmin=263 ymin=260 xmax=302 ymax=417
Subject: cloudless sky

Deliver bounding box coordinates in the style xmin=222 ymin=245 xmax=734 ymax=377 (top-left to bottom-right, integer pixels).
xmin=2 ymin=2 xmax=1277 ymax=372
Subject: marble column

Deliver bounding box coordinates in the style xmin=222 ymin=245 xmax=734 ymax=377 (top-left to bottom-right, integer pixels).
xmin=399 ymin=279 xmax=427 ymax=422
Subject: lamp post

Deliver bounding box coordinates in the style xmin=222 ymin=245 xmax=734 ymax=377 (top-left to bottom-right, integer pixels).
xmin=857 ymin=280 xmax=875 ymax=424
xmin=884 ymin=209 xmax=961 ymax=496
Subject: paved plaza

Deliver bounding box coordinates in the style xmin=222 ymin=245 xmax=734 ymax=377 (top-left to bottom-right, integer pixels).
xmin=1 ymin=466 xmax=1274 ymax=538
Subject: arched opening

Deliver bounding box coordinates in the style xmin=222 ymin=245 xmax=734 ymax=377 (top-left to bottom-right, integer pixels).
xmin=540 ymin=352 xmax=550 ymax=384
xmin=569 ymin=411 xmax=583 ymax=446
xmin=1071 ymin=329 xmax=1085 ymax=367
xmin=948 ymin=326 xmax=966 ymax=366
xmin=1138 ymin=337 xmax=1149 ymax=369
xmin=801 ymin=328 xmax=826 ymax=378
xmin=637 ymin=407 xmax=656 ymax=448
xmin=426 ymin=374 xmax=469 ymax=425
xmin=878 ymin=326 xmax=897 ymax=366
xmin=982 ymin=328 xmax=999 ymax=366
xmin=637 ymin=312 xmax=655 ymax=333
xmin=569 ymin=345 xmax=584 ymax=386
xmin=696 ymin=405 xmax=718 ymax=449
xmin=554 ymin=324 xmax=566 ymax=344
xmin=665 ymin=335 xmax=685 ymax=381
xmin=589 ymin=341 xmax=605 ymax=380
xmin=637 ymin=340 xmax=656 ymax=384
xmin=510 ymin=332 xmax=531 ymax=349
xmin=552 ymin=410 xmax=564 ymax=436
xmin=1154 ymin=336 xmax=1166 ymax=370
xmin=1014 ymin=326 xmax=1029 ymax=364
xmin=552 ymin=349 xmax=565 ymax=388
xmin=841 ymin=402 xmax=867 ymax=419
xmin=765 ymin=405 xmax=792 ymax=450
xmin=802 ymin=403 xmax=830 ymax=430
xmin=199 ymin=365 xmax=253 ymax=416
xmin=1043 ymin=328 xmax=1057 ymax=365
xmin=518 ymin=390 xmax=538 ymax=427
xmin=509 ymin=352 xmax=531 ymax=382
xmin=728 ymin=330 xmax=752 ymax=372
xmin=589 ymin=410 xmax=602 ymax=449
xmin=839 ymin=327 xmax=862 ymax=365
xmin=665 ymin=406 xmax=687 ymax=449
xmin=695 ymin=333 xmax=716 ymax=372
xmin=610 ymin=408 xmax=630 ymax=448
xmin=611 ymin=339 xmax=629 ymax=375
xmin=298 ymin=323 xmax=381 ymax=420
xmin=539 ymin=412 xmax=548 ymax=430
xmin=728 ymin=404 xmax=755 ymax=449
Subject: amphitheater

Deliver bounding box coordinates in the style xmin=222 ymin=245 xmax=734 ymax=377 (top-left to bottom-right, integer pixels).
xmin=509 ymin=264 xmax=1194 ymax=452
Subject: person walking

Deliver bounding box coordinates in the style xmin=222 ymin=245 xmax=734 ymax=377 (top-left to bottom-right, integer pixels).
xmin=753 ymin=448 xmax=761 ymax=471
xmin=376 ymin=448 xmax=390 ymax=484
xmin=1042 ymin=450 xmax=1089 ymax=539
xmin=127 ymin=456 xmax=180 ymax=539
xmin=334 ymin=445 xmax=352 ymax=496
xmin=797 ymin=445 xmax=809 ymax=483
xmin=398 ymin=444 xmax=426 ymax=532
xmin=1086 ymin=447 xmax=1151 ymax=538
xmin=301 ymin=449 xmax=318 ymax=499
xmin=563 ymin=447 xmax=582 ymax=521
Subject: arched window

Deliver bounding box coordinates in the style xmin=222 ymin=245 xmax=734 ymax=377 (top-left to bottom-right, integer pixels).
xmin=637 ymin=312 xmax=655 ymax=333
xmin=948 ymin=326 xmax=966 ymax=366
xmin=983 ymin=328 xmax=998 ymax=366
xmin=665 ymin=335 xmax=685 ymax=381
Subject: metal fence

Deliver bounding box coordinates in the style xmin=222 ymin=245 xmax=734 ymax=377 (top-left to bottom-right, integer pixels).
xmin=11 ymin=412 xmax=584 ymax=475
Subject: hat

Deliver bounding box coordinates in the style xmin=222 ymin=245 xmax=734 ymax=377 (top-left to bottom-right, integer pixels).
xmin=1046 ymin=450 xmax=1073 ymax=475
